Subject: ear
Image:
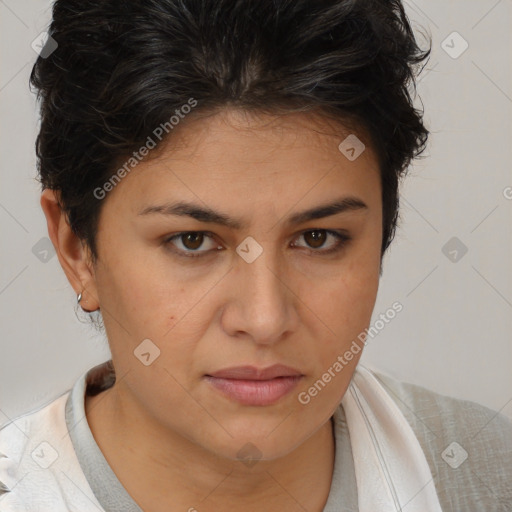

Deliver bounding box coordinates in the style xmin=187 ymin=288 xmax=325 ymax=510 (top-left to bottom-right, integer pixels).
xmin=40 ymin=189 xmax=100 ymax=311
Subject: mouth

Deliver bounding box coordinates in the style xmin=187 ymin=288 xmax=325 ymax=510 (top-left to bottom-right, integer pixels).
xmin=204 ymin=364 xmax=304 ymax=406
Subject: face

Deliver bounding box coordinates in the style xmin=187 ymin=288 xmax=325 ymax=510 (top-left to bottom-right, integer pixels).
xmin=85 ymin=108 xmax=382 ymax=461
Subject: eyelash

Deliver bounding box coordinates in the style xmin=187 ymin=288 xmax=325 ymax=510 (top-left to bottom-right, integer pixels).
xmin=163 ymin=229 xmax=351 ymax=259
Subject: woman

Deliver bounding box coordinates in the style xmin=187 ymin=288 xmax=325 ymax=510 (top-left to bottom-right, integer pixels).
xmin=1 ymin=0 xmax=510 ymax=510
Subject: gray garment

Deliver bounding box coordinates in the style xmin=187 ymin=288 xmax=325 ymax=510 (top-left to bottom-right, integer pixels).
xmin=64 ymin=364 xmax=512 ymax=511
xmin=65 ymin=372 xmax=141 ymax=511
xmin=375 ymin=372 xmax=512 ymax=512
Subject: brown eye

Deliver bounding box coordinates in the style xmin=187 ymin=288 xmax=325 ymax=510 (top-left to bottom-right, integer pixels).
xmin=303 ymin=230 xmax=327 ymax=249
xmin=293 ymin=229 xmax=351 ymax=255
xmin=164 ymin=231 xmax=221 ymax=258
xmin=181 ymin=232 xmax=204 ymax=250
xmin=164 ymin=229 xmax=350 ymax=259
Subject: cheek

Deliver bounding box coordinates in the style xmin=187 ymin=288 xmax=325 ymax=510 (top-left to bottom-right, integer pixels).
xmin=92 ymin=255 xmax=174 ymax=361
xmin=300 ymin=254 xmax=380 ymax=371
xmin=308 ymin=250 xmax=380 ymax=324
xmin=97 ymin=237 xmax=180 ymax=315
xmin=310 ymin=274 xmax=378 ymax=349
xmin=97 ymin=258 xmax=212 ymax=372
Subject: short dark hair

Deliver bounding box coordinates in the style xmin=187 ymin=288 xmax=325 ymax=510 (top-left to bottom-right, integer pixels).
xmin=30 ymin=0 xmax=431 ymax=265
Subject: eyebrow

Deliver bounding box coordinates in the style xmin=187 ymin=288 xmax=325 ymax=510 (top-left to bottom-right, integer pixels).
xmin=138 ymin=196 xmax=368 ymax=230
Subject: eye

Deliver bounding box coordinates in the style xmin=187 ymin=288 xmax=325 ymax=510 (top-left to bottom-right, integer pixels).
xmin=292 ymin=229 xmax=351 ymax=255
xmin=163 ymin=231 xmax=222 ymax=258
xmin=163 ymin=229 xmax=351 ymax=259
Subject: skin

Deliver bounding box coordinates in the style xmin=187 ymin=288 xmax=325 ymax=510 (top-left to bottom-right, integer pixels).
xmin=41 ymin=108 xmax=382 ymax=512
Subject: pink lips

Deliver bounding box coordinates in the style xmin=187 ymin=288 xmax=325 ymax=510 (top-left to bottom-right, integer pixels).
xmin=204 ymin=364 xmax=304 ymax=406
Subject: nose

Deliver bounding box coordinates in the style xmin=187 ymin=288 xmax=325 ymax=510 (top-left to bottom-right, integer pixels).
xmin=221 ymin=247 xmax=299 ymax=346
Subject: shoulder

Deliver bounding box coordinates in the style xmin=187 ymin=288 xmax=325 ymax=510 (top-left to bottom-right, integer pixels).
xmin=0 ymin=393 xmax=69 ymax=509
xmin=371 ymin=369 xmax=512 ymax=512
xmin=0 ymin=391 xmax=70 ymax=457
xmin=0 ymin=388 xmax=103 ymax=511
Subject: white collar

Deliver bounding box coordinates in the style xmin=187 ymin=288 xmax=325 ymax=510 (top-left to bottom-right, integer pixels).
xmin=342 ymin=365 xmax=443 ymax=511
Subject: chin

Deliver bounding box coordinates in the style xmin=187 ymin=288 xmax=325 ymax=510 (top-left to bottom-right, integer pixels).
xmin=201 ymin=421 xmax=309 ymax=463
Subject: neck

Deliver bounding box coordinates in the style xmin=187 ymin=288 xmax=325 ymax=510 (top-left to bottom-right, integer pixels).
xmin=85 ymin=383 xmax=336 ymax=512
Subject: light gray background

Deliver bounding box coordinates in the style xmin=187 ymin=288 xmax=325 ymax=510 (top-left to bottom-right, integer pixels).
xmin=1 ymin=0 xmax=511 ymax=424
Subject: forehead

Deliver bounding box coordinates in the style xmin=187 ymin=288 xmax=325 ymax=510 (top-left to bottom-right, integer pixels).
xmin=104 ymin=108 xmax=381 ymax=213
xmin=154 ymin=107 xmax=375 ymax=161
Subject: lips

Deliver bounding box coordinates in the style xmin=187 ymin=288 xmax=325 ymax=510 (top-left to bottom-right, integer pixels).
xmin=204 ymin=364 xmax=304 ymax=406
xmin=206 ymin=364 xmax=303 ymax=380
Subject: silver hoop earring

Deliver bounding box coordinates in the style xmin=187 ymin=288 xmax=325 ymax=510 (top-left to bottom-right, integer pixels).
xmin=77 ymin=292 xmax=82 ymax=304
